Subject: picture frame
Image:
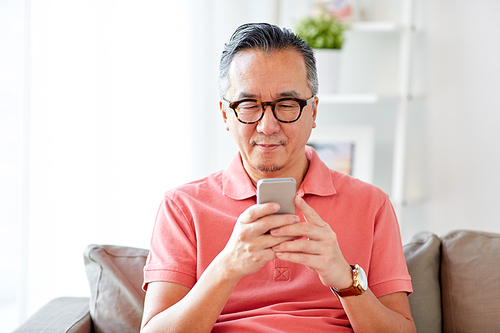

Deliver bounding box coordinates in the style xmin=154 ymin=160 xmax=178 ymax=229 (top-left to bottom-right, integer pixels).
xmin=308 ymin=125 xmax=374 ymax=184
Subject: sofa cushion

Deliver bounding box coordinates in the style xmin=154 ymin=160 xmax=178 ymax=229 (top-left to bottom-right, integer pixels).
xmin=403 ymin=231 xmax=442 ymax=333
xmin=441 ymin=230 xmax=500 ymax=333
xmin=84 ymin=244 xmax=149 ymax=333
xmin=12 ymin=297 xmax=91 ymax=333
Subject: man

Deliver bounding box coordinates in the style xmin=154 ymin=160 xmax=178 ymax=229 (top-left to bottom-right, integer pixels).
xmin=141 ymin=23 xmax=415 ymax=332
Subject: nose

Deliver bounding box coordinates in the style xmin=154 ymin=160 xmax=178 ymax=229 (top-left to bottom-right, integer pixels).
xmin=256 ymin=105 xmax=281 ymax=135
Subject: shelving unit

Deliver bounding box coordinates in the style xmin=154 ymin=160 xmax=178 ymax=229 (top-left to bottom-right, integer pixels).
xmin=275 ymin=0 xmax=420 ymax=223
xmin=317 ymin=0 xmax=419 ymax=218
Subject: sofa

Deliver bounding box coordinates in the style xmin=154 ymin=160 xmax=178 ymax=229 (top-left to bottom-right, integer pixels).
xmin=12 ymin=229 xmax=500 ymax=333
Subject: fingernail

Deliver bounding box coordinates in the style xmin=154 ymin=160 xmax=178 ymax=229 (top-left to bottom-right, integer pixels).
xmin=293 ymin=216 xmax=300 ymax=223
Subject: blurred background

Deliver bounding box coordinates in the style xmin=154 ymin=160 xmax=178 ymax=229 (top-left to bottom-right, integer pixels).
xmin=2 ymin=0 xmax=500 ymax=331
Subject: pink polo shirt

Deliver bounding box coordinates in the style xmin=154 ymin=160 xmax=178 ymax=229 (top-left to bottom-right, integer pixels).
xmin=144 ymin=146 xmax=412 ymax=332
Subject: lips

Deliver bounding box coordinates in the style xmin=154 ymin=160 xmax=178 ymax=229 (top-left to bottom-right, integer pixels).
xmin=252 ymin=142 xmax=286 ymax=153
xmin=257 ymin=144 xmax=280 ymax=149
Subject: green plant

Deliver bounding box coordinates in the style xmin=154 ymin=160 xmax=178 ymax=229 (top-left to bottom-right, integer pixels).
xmin=295 ymin=12 xmax=346 ymax=49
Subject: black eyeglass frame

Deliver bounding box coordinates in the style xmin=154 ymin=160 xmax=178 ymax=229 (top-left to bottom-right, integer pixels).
xmin=222 ymin=96 xmax=316 ymax=124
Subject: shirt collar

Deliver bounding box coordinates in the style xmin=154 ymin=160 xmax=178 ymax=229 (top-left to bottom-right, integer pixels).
xmin=222 ymin=146 xmax=337 ymax=200
xmin=298 ymin=145 xmax=337 ymax=197
xmin=222 ymin=152 xmax=256 ymax=200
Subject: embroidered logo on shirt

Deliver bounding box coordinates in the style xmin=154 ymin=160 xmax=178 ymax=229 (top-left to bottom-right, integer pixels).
xmin=274 ymin=267 xmax=290 ymax=281
xmin=273 ymin=259 xmax=291 ymax=281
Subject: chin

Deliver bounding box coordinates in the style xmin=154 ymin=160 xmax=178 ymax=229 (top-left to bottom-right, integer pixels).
xmin=247 ymin=152 xmax=286 ymax=173
xmin=255 ymin=164 xmax=284 ymax=173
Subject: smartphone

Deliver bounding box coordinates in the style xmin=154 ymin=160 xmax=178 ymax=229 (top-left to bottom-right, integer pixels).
xmin=256 ymin=178 xmax=296 ymax=214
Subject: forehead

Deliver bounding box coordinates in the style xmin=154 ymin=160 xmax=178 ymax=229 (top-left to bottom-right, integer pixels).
xmin=227 ymin=49 xmax=309 ymax=99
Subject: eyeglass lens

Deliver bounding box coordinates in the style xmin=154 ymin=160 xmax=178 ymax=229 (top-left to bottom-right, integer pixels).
xmin=236 ymin=100 xmax=301 ymax=123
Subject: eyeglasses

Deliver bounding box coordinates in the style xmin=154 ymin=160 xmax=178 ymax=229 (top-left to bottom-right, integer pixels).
xmin=222 ymin=96 xmax=315 ymax=124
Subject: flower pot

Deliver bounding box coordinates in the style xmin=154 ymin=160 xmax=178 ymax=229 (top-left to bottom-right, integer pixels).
xmin=314 ymin=49 xmax=341 ymax=94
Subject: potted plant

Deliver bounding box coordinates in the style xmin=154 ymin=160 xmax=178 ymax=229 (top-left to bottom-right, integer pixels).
xmin=295 ymin=10 xmax=347 ymax=94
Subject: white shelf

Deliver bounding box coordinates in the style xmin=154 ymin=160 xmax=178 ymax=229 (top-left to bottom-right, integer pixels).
xmin=318 ymin=93 xmax=398 ymax=105
xmin=349 ymin=21 xmax=401 ymax=32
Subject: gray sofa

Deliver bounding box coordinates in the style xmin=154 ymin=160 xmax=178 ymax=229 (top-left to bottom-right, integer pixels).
xmin=12 ymin=229 xmax=500 ymax=333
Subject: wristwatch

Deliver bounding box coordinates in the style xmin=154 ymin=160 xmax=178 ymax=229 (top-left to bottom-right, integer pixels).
xmin=330 ymin=264 xmax=368 ymax=298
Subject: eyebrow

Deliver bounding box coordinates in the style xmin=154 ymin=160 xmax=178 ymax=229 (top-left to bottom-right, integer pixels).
xmin=235 ymin=90 xmax=301 ymax=100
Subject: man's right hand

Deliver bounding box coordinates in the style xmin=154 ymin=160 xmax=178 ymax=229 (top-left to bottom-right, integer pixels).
xmin=216 ymin=202 xmax=300 ymax=280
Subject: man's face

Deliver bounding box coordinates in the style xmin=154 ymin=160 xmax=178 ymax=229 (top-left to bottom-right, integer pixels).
xmin=220 ymin=49 xmax=318 ymax=181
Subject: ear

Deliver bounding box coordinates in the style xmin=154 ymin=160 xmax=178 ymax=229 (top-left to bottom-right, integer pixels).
xmin=311 ymin=96 xmax=319 ymax=129
xmin=220 ymin=100 xmax=230 ymax=131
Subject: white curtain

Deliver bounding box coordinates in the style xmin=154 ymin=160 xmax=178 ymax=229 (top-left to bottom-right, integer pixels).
xmin=26 ymin=0 xmax=194 ymax=316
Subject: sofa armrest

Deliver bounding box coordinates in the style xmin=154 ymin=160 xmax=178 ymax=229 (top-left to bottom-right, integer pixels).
xmin=12 ymin=297 xmax=92 ymax=333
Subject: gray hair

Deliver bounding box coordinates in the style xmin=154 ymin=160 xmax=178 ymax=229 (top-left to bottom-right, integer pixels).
xmin=218 ymin=23 xmax=318 ymax=99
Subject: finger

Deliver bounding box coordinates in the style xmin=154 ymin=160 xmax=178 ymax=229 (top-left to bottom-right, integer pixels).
xmin=264 ymin=235 xmax=300 ymax=249
xmin=274 ymin=251 xmax=315 ymax=267
xmin=239 ymin=202 xmax=280 ymax=224
xmin=295 ymin=196 xmax=328 ymax=227
xmin=270 ymin=220 xmax=320 ymax=239
xmin=260 ymin=214 xmax=300 ymax=236
xmin=273 ymin=239 xmax=332 ymax=269
xmin=272 ymin=237 xmax=322 ymax=255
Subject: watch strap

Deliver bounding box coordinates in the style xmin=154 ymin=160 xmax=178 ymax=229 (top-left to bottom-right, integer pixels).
xmin=330 ymin=265 xmax=366 ymax=298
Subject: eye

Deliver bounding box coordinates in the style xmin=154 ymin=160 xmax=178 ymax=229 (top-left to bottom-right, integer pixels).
xmin=276 ymin=100 xmax=299 ymax=110
xmin=237 ymin=102 xmax=260 ymax=112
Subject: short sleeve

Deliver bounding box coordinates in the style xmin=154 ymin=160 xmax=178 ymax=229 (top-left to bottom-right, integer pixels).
xmin=143 ymin=194 xmax=198 ymax=291
xmin=368 ymin=197 xmax=413 ymax=297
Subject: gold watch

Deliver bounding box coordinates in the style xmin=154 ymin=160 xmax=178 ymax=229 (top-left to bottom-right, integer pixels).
xmin=330 ymin=264 xmax=368 ymax=298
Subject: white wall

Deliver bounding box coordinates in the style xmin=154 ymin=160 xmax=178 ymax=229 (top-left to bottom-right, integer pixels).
xmin=0 ymin=0 xmax=27 ymax=330
xmin=403 ymin=0 xmax=500 ymax=239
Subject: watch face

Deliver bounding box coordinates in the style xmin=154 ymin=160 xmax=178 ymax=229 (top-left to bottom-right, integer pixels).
xmin=357 ymin=265 xmax=368 ymax=290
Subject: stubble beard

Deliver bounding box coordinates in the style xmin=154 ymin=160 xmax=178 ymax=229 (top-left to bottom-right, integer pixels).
xmin=251 ymin=135 xmax=287 ymax=173
xmin=255 ymin=164 xmax=284 ymax=173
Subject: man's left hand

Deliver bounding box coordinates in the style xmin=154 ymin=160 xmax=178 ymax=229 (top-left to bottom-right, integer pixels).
xmin=270 ymin=196 xmax=353 ymax=290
